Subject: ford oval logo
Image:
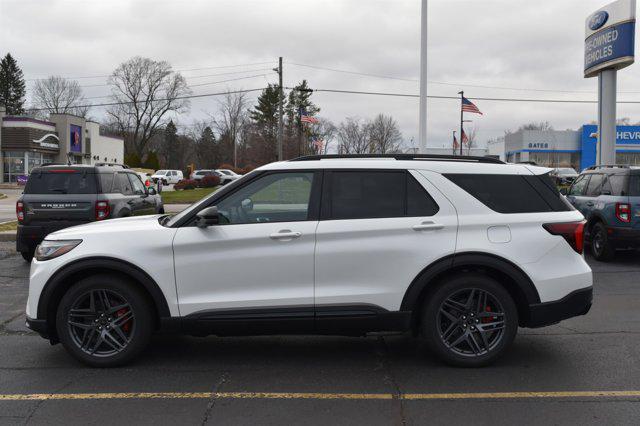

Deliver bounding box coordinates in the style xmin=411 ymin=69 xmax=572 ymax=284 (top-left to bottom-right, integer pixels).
xmin=588 ymin=11 xmax=609 ymax=31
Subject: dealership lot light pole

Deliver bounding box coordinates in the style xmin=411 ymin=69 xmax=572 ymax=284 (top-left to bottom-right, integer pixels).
xmin=418 ymin=0 xmax=428 ymax=153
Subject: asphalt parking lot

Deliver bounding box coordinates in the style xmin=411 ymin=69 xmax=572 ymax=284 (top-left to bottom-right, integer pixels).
xmin=1 ymin=242 xmax=640 ymax=425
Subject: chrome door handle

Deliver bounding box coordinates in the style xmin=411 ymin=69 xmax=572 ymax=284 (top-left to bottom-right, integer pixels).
xmin=269 ymin=230 xmax=302 ymax=240
xmin=412 ymin=221 xmax=444 ymax=231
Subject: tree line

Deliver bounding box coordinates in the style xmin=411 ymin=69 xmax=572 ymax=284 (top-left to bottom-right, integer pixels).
xmin=0 ymin=53 xmax=405 ymax=171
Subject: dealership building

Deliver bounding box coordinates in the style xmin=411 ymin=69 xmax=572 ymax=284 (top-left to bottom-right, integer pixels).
xmin=493 ymin=124 xmax=640 ymax=171
xmin=0 ymin=107 xmax=124 ymax=183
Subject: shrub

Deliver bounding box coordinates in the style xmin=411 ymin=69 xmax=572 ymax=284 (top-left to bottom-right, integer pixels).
xmin=198 ymin=174 xmax=221 ymax=188
xmin=174 ymin=179 xmax=197 ymax=190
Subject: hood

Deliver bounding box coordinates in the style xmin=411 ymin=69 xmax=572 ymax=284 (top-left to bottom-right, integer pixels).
xmin=47 ymin=215 xmax=166 ymax=239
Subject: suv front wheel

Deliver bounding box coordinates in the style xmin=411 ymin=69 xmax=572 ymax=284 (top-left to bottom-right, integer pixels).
xmin=55 ymin=274 xmax=153 ymax=367
xmin=422 ymin=273 xmax=518 ymax=367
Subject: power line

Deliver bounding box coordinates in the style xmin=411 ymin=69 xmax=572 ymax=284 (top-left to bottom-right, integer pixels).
xmin=287 ymin=61 xmax=640 ymax=94
xmin=289 ymin=87 xmax=640 ymax=104
xmin=28 ymin=88 xmax=267 ymax=111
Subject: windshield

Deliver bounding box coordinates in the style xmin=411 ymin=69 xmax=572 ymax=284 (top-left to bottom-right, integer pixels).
xmin=155 ymin=170 xmax=167 ymax=175
xmin=219 ymin=170 xmax=233 ymax=175
xmin=557 ymin=168 xmax=577 ymax=175
xmin=164 ymin=170 xmax=256 ymax=227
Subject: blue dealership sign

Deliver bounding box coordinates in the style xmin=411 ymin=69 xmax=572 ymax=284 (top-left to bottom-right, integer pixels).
xmin=581 ymin=125 xmax=640 ymax=169
xmin=584 ymin=20 xmax=635 ymax=77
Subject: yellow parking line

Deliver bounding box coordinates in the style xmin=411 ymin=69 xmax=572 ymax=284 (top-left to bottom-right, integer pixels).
xmin=2 ymin=390 xmax=640 ymax=401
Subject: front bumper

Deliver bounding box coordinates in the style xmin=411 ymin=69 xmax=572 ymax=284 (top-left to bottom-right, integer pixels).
xmin=526 ymin=287 xmax=593 ymax=328
xmin=25 ymin=316 xmax=51 ymax=339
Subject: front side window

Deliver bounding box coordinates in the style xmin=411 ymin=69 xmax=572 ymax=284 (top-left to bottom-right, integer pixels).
xmin=569 ymin=175 xmax=589 ymax=196
xmin=128 ymin=173 xmax=146 ymax=195
xmin=215 ymin=172 xmax=314 ymax=224
xmin=585 ymin=174 xmax=604 ymax=197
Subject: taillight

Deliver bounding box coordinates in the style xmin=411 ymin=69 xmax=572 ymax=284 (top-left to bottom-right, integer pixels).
xmin=145 ymin=179 xmax=150 ymax=187
xmin=543 ymin=221 xmax=585 ymax=254
xmin=95 ymin=201 xmax=110 ymax=221
xmin=615 ymin=203 xmax=631 ymax=223
xmin=16 ymin=201 xmax=24 ymax=222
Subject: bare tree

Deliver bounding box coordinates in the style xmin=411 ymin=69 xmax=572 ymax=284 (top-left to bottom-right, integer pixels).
xmin=210 ymin=90 xmax=248 ymax=167
xmin=464 ymin=126 xmax=478 ymax=155
xmin=32 ymin=76 xmax=89 ymax=117
xmin=309 ymin=118 xmax=337 ymax=154
xmin=106 ymin=57 xmax=190 ymax=158
xmin=368 ymin=113 xmax=403 ymax=154
xmin=337 ymin=117 xmax=370 ymax=154
xmin=518 ymin=121 xmax=553 ymax=131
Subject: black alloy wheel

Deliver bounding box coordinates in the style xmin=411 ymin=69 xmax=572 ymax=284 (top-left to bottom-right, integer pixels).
xmin=56 ymin=275 xmax=153 ymax=367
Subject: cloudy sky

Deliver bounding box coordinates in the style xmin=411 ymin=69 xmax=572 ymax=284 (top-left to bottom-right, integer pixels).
xmin=1 ymin=0 xmax=639 ymax=149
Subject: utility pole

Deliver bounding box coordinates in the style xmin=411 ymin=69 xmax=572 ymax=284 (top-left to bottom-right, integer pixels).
xmin=276 ymin=57 xmax=284 ymax=161
xmin=418 ymin=0 xmax=428 ymax=153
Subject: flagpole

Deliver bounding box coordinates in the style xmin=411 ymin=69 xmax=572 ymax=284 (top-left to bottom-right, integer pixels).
xmin=458 ymin=90 xmax=464 ymax=156
xmin=418 ymin=0 xmax=428 ymax=153
xmin=452 ymin=130 xmax=456 ymax=155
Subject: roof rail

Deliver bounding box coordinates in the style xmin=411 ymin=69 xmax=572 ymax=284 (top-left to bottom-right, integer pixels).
xmin=289 ymin=154 xmax=504 ymax=164
xmin=94 ymin=162 xmax=129 ymax=169
xmin=585 ymin=164 xmax=631 ymax=170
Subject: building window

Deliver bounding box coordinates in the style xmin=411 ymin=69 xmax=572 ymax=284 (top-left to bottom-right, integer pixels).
xmin=2 ymin=151 xmax=26 ymax=183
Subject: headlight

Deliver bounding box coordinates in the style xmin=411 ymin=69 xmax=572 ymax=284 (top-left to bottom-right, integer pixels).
xmin=35 ymin=240 xmax=82 ymax=261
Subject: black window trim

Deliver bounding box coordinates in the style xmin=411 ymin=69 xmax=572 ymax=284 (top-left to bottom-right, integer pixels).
xmin=320 ymin=169 xmax=439 ymax=221
xmin=179 ymin=169 xmax=323 ymax=227
xmin=569 ymin=174 xmax=590 ymax=197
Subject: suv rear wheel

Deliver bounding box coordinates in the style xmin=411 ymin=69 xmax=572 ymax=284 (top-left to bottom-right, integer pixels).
xmin=590 ymin=222 xmax=615 ymax=262
xmin=55 ymin=274 xmax=153 ymax=367
xmin=422 ymin=273 xmax=518 ymax=367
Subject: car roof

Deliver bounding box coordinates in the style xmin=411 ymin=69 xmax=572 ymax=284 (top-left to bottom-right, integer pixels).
xmin=256 ymin=157 xmax=548 ymax=176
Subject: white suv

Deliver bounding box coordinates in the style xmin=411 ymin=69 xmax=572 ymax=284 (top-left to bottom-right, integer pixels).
xmin=25 ymin=154 xmax=592 ymax=367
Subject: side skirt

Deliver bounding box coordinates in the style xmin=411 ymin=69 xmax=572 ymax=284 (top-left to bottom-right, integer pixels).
xmin=162 ymin=305 xmax=412 ymax=337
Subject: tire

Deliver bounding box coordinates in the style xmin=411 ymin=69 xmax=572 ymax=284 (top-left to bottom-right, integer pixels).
xmin=21 ymin=250 xmax=34 ymax=262
xmin=161 ymin=179 xmax=168 ymax=186
xmin=421 ymin=273 xmax=518 ymax=367
xmin=590 ymin=222 xmax=615 ymax=262
xmin=55 ymin=274 xmax=153 ymax=367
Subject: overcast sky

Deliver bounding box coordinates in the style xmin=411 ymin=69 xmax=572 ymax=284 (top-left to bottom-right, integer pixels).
xmin=1 ymin=0 xmax=639 ymax=149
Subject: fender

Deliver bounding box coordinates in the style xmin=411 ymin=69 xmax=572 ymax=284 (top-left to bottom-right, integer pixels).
xmin=400 ymin=252 xmax=541 ymax=312
xmin=37 ymin=256 xmax=171 ymax=321
xmin=585 ymin=211 xmax=607 ymax=237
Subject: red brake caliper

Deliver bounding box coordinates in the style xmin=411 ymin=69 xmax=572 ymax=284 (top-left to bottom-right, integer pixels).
xmin=116 ymin=308 xmax=132 ymax=332
xmin=481 ymin=306 xmax=493 ymax=323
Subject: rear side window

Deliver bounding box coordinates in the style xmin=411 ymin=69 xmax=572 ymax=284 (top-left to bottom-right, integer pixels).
xmin=326 ymin=171 xmax=439 ymax=220
xmin=113 ymin=173 xmax=133 ymax=195
xmin=609 ymin=175 xmax=628 ymax=196
xmin=98 ymin=173 xmax=115 ymax=193
xmin=630 ymin=176 xmax=640 ymax=197
xmin=445 ymin=173 xmax=572 ymax=213
xmin=25 ymin=171 xmax=97 ymax=194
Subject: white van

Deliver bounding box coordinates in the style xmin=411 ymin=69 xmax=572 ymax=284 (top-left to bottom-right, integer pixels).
xmin=151 ymin=170 xmax=183 ymax=185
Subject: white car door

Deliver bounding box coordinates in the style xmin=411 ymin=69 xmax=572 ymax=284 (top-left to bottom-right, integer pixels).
xmin=173 ymin=171 xmax=321 ymax=327
xmin=314 ymin=169 xmax=458 ymax=312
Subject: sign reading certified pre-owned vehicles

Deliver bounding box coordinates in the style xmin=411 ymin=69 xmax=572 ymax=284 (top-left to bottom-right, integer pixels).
xmin=584 ymin=0 xmax=636 ymax=78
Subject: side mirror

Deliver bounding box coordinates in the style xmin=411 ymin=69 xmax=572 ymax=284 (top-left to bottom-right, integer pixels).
xmin=148 ymin=187 xmax=157 ymax=196
xmin=196 ymin=206 xmax=219 ymax=228
xmin=559 ymin=188 xmax=568 ymax=195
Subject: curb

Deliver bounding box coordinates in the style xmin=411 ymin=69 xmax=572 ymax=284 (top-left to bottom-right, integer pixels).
xmin=0 ymin=232 xmax=16 ymax=242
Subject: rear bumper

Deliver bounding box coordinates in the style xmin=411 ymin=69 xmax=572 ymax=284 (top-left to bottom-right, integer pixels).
xmin=17 ymin=222 xmax=89 ymax=252
xmin=607 ymin=226 xmax=640 ymax=248
xmin=526 ymin=287 xmax=593 ymax=328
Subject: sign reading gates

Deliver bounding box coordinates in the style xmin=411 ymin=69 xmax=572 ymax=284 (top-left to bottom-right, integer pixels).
xmin=69 ymin=124 xmax=82 ymax=153
xmin=584 ymin=0 xmax=636 ymax=78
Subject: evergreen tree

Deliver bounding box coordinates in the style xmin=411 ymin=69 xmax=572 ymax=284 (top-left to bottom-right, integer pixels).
xmin=0 ymin=53 xmax=26 ymax=115
xmin=250 ymin=84 xmax=280 ymax=136
xmin=162 ymin=121 xmax=178 ymax=169
xmin=197 ymin=126 xmax=220 ymax=167
xmin=285 ymin=80 xmax=319 ymax=156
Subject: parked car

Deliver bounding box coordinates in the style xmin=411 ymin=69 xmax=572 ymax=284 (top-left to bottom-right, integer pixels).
xmin=215 ymin=169 xmax=242 ymax=185
xmin=564 ymin=165 xmax=640 ymax=261
xmin=550 ymin=167 xmax=579 ymax=185
xmin=16 ymin=164 xmax=163 ymax=262
xmin=25 ymin=154 xmax=592 ymax=368
xmin=136 ymin=172 xmax=152 ymax=187
xmin=190 ymin=169 xmax=217 ymax=181
xmin=151 ymin=169 xmax=183 ymax=185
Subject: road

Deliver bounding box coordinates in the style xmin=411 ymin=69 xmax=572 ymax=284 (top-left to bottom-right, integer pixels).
xmin=1 ymin=243 xmax=639 ymax=425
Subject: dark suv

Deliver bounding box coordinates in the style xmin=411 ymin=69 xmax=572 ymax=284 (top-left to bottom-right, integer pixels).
xmin=16 ymin=164 xmax=164 ymax=261
xmin=565 ymin=165 xmax=640 ymax=261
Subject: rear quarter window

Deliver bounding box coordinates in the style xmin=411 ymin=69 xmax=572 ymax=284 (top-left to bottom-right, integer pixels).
xmin=444 ymin=173 xmax=572 ymax=213
xmin=25 ymin=171 xmax=97 ymax=194
xmin=630 ymin=175 xmax=640 ymax=197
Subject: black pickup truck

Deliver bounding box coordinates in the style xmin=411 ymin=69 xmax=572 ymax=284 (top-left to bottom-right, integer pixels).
xmin=16 ymin=163 xmax=164 ymax=261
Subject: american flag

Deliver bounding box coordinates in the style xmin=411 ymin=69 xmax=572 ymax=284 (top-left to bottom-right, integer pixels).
xmin=453 ymin=134 xmax=459 ymax=149
xmin=299 ymin=108 xmax=319 ymax=124
xmin=461 ymin=97 xmax=483 ymax=115
xmin=461 ymin=129 xmax=469 ymax=144
xmin=312 ymin=138 xmax=324 ymax=153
